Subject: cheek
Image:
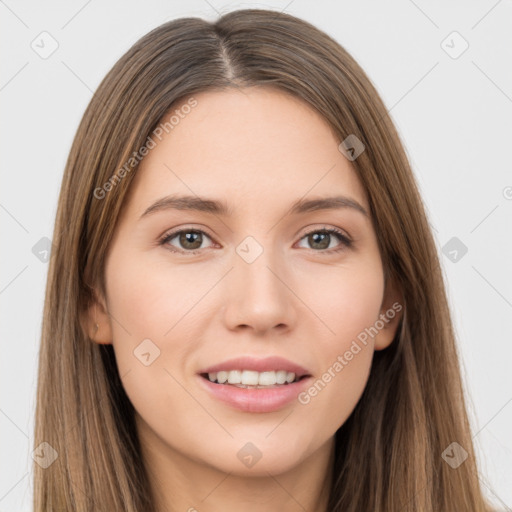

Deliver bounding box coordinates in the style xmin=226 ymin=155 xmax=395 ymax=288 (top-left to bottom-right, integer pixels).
xmin=299 ymin=346 xmax=374 ymax=435
xmin=103 ymin=251 xmax=210 ymax=419
xmin=105 ymin=250 xmax=210 ymax=344
xmin=296 ymin=260 xmax=383 ymax=426
xmin=305 ymin=254 xmax=384 ymax=343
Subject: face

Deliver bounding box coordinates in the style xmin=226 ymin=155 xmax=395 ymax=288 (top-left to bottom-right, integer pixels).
xmin=90 ymin=87 xmax=401 ymax=478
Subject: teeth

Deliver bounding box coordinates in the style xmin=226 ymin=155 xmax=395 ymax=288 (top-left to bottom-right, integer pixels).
xmin=227 ymin=370 xmax=242 ymax=384
xmin=276 ymin=370 xmax=287 ymax=384
xmin=206 ymin=369 xmax=298 ymax=386
xmin=258 ymin=371 xmax=276 ymax=386
xmin=242 ymin=370 xmax=259 ymax=385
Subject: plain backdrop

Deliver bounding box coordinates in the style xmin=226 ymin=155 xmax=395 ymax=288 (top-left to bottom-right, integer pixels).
xmin=1 ymin=1 xmax=511 ymax=510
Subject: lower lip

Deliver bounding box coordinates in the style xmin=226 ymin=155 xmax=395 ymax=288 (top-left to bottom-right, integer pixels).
xmin=197 ymin=375 xmax=312 ymax=413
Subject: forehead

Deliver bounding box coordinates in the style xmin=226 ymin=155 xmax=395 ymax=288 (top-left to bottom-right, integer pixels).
xmin=123 ymin=87 xmax=368 ymax=218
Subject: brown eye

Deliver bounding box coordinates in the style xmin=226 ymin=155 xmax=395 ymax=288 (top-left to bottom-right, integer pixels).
xmin=297 ymin=228 xmax=352 ymax=253
xmin=178 ymin=231 xmax=203 ymax=250
xmin=161 ymin=229 xmax=213 ymax=253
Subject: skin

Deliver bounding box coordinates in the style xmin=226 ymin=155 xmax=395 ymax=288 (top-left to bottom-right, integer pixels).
xmin=88 ymin=87 xmax=402 ymax=512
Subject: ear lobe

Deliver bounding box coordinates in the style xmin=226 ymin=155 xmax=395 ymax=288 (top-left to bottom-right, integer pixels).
xmin=374 ymin=278 xmax=404 ymax=351
xmin=83 ymin=289 xmax=113 ymax=345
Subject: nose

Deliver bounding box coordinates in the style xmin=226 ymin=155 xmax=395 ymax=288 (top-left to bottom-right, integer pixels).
xmin=222 ymin=246 xmax=297 ymax=335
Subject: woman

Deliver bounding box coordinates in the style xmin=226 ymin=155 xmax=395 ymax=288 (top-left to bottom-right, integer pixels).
xmin=33 ymin=8 xmax=492 ymax=511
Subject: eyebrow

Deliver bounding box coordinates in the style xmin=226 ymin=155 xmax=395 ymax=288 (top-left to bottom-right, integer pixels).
xmin=139 ymin=194 xmax=369 ymax=219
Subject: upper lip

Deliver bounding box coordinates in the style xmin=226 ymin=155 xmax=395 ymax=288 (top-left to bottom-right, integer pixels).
xmin=198 ymin=356 xmax=311 ymax=378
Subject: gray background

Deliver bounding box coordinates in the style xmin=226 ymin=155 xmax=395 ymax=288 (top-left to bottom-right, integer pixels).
xmin=1 ymin=0 xmax=511 ymax=509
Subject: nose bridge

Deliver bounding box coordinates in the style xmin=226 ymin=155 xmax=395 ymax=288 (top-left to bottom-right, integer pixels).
xmin=223 ymin=235 xmax=296 ymax=332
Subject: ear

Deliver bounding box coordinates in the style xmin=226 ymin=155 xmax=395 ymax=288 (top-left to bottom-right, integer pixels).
xmin=83 ymin=287 xmax=113 ymax=345
xmin=373 ymin=276 xmax=404 ymax=351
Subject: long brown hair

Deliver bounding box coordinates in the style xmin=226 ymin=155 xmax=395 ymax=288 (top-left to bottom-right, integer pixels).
xmin=34 ymin=8 xmax=491 ymax=511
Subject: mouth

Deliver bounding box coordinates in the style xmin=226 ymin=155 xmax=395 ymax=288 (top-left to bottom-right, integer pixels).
xmin=196 ymin=356 xmax=313 ymax=412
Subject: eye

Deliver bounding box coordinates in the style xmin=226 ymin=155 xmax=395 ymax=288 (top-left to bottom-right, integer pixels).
xmin=296 ymin=227 xmax=352 ymax=253
xmin=159 ymin=226 xmax=352 ymax=255
xmin=159 ymin=228 xmax=215 ymax=254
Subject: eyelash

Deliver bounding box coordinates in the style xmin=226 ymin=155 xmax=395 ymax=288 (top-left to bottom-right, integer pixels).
xmin=158 ymin=226 xmax=353 ymax=255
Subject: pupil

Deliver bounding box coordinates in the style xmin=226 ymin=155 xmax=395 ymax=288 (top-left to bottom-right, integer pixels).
xmin=181 ymin=231 xmax=202 ymax=249
xmin=310 ymin=232 xmax=329 ymax=250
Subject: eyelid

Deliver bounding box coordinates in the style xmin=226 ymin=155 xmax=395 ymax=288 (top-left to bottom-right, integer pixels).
xmin=295 ymin=224 xmax=351 ymax=243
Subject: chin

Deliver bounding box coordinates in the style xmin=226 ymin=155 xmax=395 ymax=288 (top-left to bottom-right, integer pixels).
xmin=202 ymin=436 xmax=313 ymax=477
